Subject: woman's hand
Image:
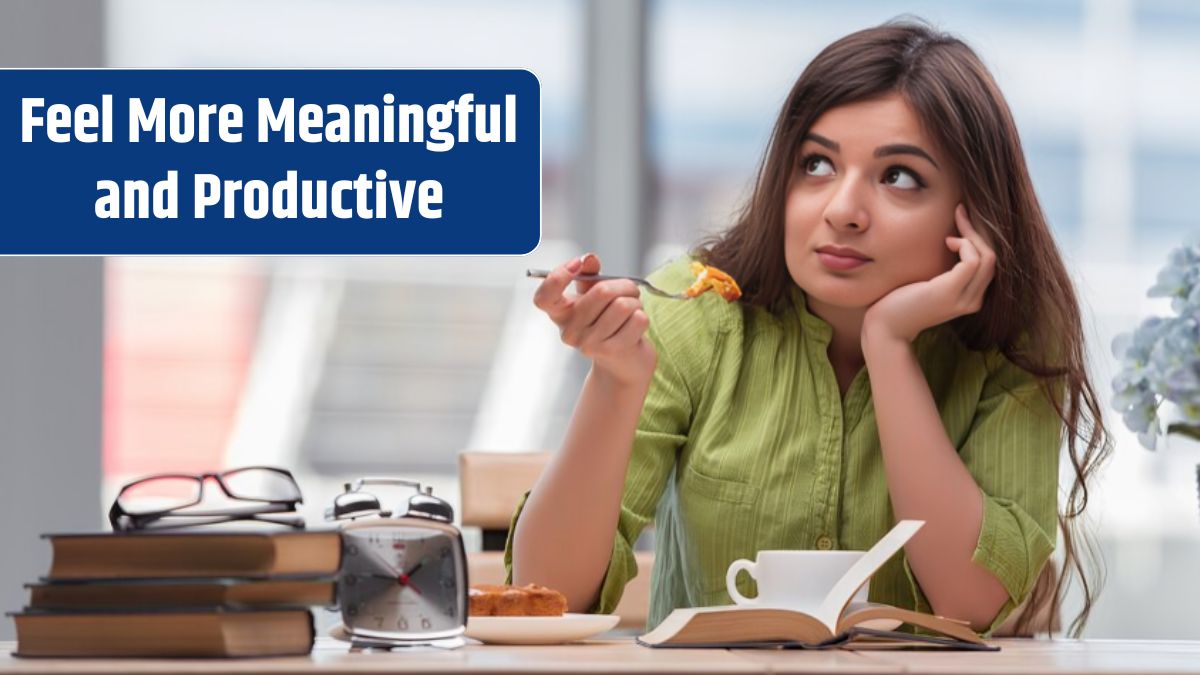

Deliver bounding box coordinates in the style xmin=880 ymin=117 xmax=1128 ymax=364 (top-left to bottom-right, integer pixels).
xmin=862 ymin=204 xmax=996 ymax=346
xmin=532 ymin=252 xmax=657 ymax=387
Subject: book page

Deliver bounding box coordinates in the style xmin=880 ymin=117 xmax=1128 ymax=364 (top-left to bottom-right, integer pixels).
xmin=840 ymin=605 xmax=984 ymax=645
xmin=637 ymin=606 xmax=834 ymax=647
xmin=811 ymin=520 xmax=923 ymax=631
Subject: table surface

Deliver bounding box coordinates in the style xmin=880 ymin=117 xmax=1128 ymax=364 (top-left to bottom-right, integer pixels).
xmin=3 ymin=638 xmax=1200 ymax=675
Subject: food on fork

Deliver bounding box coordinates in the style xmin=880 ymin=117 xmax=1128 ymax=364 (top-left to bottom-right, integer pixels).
xmin=469 ymin=584 xmax=568 ymax=617
xmin=684 ymin=262 xmax=742 ymax=301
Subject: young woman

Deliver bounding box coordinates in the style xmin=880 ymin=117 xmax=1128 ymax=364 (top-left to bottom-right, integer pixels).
xmin=508 ymin=20 xmax=1110 ymax=637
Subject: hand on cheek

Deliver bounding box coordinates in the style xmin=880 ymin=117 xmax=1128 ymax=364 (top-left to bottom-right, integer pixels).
xmin=862 ymin=204 xmax=996 ymax=346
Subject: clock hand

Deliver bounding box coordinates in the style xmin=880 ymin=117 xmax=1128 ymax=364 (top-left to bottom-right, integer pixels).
xmin=397 ymin=559 xmax=426 ymax=596
xmin=355 ymin=561 xmax=428 ymax=593
xmin=357 ymin=573 xmax=405 ymax=581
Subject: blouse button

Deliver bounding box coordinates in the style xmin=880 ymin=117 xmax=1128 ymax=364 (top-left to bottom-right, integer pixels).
xmin=816 ymin=535 xmax=833 ymax=550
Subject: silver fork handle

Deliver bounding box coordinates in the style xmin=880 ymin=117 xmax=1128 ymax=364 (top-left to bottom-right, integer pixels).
xmin=525 ymin=269 xmax=653 ymax=285
xmin=525 ymin=269 xmax=680 ymax=299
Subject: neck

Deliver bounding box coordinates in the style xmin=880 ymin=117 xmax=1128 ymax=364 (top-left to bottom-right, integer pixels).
xmin=806 ymin=296 xmax=866 ymax=372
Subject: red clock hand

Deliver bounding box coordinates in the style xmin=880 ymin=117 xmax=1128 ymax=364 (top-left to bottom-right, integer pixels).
xmin=397 ymin=560 xmax=425 ymax=596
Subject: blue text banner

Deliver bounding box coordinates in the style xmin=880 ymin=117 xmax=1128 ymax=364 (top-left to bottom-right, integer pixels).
xmin=0 ymin=69 xmax=540 ymax=254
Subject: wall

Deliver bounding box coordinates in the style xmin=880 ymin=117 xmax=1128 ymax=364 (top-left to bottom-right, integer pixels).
xmin=0 ymin=0 xmax=105 ymax=641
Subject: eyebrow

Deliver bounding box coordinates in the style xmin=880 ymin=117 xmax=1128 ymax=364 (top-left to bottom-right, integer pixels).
xmin=802 ymin=132 xmax=940 ymax=170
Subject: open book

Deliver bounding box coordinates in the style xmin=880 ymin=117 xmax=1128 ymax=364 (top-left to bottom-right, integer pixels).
xmin=637 ymin=520 xmax=995 ymax=651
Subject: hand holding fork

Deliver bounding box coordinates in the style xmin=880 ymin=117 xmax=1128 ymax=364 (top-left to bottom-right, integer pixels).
xmin=529 ymin=253 xmax=658 ymax=387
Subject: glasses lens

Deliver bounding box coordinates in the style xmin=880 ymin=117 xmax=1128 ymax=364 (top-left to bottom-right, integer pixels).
xmin=222 ymin=467 xmax=302 ymax=502
xmin=117 ymin=476 xmax=201 ymax=514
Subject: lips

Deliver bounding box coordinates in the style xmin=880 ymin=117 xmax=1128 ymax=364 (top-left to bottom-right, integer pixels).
xmin=815 ymin=245 xmax=872 ymax=271
xmin=815 ymin=245 xmax=871 ymax=261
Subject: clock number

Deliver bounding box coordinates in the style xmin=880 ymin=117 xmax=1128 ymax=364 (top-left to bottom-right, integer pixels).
xmin=398 ymin=618 xmax=408 ymax=631
xmin=346 ymin=544 xmax=359 ymax=557
xmin=421 ymin=618 xmax=432 ymax=630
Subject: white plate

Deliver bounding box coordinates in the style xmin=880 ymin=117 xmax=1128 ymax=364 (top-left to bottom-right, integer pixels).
xmin=465 ymin=613 xmax=621 ymax=645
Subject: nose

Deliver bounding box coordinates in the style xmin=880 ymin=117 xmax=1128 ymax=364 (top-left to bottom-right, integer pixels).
xmin=822 ymin=174 xmax=870 ymax=233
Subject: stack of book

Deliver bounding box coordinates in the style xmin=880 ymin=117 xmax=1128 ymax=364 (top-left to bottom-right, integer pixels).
xmin=10 ymin=530 xmax=341 ymax=658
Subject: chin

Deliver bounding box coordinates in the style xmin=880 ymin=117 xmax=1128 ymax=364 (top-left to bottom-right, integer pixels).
xmin=795 ymin=276 xmax=881 ymax=310
xmin=790 ymin=260 xmax=878 ymax=307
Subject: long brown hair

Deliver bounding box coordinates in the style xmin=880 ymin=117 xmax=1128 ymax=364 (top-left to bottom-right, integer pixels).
xmin=697 ymin=20 xmax=1111 ymax=637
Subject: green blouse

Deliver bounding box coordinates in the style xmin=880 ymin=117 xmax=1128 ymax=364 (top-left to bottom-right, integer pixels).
xmin=504 ymin=256 xmax=1060 ymax=636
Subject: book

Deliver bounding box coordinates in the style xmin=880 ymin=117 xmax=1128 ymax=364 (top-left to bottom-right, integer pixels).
xmin=43 ymin=530 xmax=341 ymax=580
xmin=27 ymin=578 xmax=335 ymax=610
xmin=637 ymin=520 xmax=995 ymax=651
xmin=11 ymin=607 xmax=315 ymax=657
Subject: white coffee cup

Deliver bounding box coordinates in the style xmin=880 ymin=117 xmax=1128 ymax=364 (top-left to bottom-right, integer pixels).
xmin=725 ymin=550 xmax=869 ymax=609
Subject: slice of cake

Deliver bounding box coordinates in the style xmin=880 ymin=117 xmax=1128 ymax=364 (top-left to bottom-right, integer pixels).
xmin=468 ymin=584 xmax=568 ymax=616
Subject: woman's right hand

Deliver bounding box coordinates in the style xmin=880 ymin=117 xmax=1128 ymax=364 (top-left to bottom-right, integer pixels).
xmin=532 ymin=252 xmax=657 ymax=387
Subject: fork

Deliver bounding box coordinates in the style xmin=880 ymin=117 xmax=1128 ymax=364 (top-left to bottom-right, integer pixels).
xmin=525 ymin=269 xmax=690 ymax=300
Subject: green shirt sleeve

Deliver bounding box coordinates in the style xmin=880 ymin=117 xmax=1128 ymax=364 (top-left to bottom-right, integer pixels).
xmin=504 ymin=257 xmax=719 ymax=612
xmin=901 ymin=351 xmax=1061 ymax=636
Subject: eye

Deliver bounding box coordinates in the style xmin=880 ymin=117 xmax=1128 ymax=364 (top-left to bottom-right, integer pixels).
xmin=802 ymin=154 xmax=835 ymax=177
xmin=883 ymin=166 xmax=925 ymax=190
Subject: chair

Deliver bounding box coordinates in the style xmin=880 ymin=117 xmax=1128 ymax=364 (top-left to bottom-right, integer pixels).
xmin=457 ymin=451 xmax=654 ymax=629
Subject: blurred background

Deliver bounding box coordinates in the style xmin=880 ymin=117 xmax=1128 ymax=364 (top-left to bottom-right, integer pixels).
xmin=1 ymin=0 xmax=1198 ymax=641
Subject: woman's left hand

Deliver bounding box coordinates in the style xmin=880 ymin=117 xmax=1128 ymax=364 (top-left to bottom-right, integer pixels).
xmin=862 ymin=204 xmax=995 ymax=346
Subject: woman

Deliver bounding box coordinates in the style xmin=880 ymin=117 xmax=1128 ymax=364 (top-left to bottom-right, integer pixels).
xmin=509 ymin=20 xmax=1109 ymax=637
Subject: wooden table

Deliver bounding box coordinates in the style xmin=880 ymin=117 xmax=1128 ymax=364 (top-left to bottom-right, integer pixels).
xmin=2 ymin=638 xmax=1200 ymax=674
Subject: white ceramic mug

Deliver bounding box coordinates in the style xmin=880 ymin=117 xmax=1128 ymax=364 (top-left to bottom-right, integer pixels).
xmin=725 ymin=550 xmax=868 ymax=608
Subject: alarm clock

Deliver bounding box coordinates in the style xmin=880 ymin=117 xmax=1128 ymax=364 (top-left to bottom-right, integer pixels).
xmin=326 ymin=477 xmax=469 ymax=649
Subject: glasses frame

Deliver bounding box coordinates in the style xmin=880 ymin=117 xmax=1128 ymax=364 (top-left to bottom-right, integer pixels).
xmin=108 ymin=466 xmax=304 ymax=532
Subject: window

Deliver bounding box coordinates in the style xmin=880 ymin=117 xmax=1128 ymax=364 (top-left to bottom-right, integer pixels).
xmin=103 ymin=1 xmax=583 ymax=505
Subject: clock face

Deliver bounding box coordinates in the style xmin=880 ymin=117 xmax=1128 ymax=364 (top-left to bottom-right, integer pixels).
xmin=339 ymin=524 xmax=466 ymax=640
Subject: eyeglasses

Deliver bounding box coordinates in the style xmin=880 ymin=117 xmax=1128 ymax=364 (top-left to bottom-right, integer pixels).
xmin=108 ymin=466 xmax=305 ymax=532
